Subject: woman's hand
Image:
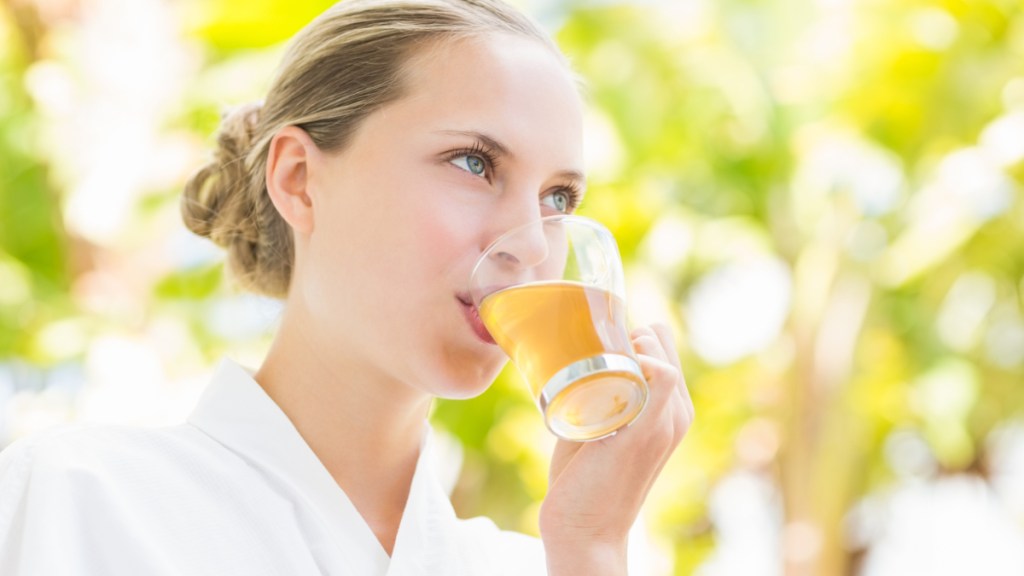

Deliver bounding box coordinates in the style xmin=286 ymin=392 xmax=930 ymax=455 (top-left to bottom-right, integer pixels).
xmin=539 ymin=323 xmax=694 ymax=576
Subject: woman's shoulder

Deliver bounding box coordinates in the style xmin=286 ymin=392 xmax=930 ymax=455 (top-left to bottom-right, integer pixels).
xmin=1 ymin=422 xmax=225 ymax=480
xmin=0 ymin=423 xmax=314 ymax=575
xmin=0 ymin=421 xmax=258 ymax=520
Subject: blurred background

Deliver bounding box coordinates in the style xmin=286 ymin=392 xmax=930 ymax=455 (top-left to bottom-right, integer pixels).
xmin=1 ymin=0 xmax=1022 ymax=574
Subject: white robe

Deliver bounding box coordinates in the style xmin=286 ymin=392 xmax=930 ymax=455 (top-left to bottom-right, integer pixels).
xmin=0 ymin=358 xmax=547 ymax=575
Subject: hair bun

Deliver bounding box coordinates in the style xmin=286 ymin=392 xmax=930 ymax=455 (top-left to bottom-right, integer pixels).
xmin=218 ymin=102 xmax=263 ymax=160
xmin=181 ymin=102 xmax=263 ymax=245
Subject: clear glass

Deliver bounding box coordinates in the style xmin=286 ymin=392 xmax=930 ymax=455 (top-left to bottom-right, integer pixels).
xmin=470 ymin=215 xmax=648 ymax=441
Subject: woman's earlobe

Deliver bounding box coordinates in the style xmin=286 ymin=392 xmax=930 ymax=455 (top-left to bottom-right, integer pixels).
xmin=266 ymin=125 xmax=316 ymax=235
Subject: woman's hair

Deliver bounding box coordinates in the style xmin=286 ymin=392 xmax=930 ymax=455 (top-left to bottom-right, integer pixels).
xmin=182 ymin=0 xmax=562 ymax=298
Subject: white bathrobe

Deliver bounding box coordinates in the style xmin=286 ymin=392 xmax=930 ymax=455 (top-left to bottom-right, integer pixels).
xmin=0 ymin=359 xmax=546 ymax=575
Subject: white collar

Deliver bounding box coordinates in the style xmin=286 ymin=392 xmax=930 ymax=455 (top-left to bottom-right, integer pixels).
xmin=187 ymin=358 xmax=462 ymax=575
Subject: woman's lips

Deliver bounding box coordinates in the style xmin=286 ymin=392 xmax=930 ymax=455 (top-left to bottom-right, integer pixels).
xmin=457 ymin=295 xmax=497 ymax=345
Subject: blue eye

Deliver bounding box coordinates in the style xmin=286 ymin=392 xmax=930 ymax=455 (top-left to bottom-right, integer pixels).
xmin=543 ymin=190 xmax=572 ymax=213
xmin=451 ymin=154 xmax=487 ymax=176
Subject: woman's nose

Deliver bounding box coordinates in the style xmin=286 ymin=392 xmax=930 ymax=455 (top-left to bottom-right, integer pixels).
xmin=481 ymin=193 xmax=557 ymax=281
xmin=491 ymin=222 xmax=550 ymax=271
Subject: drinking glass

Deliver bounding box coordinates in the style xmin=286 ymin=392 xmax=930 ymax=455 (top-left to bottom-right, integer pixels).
xmin=469 ymin=215 xmax=648 ymax=441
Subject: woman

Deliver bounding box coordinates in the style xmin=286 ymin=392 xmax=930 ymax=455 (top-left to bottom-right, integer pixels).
xmin=0 ymin=0 xmax=693 ymax=574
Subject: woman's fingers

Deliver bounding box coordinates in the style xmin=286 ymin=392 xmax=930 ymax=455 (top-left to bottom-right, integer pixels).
xmin=632 ymin=326 xmax=682 ymax=409
xmin=650 ymin=323 xmax=682 ymax=371
xmin=631 ymin=325 xmax=669 ymax=363
xmin=631 ymin=323 xmax=694 ymax=446
xmin=637 ymin=323 xmax=693 ymax=423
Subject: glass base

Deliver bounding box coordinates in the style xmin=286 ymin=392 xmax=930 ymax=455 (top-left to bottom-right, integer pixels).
xmin=541 ymin=354 xmax=648 ymax=441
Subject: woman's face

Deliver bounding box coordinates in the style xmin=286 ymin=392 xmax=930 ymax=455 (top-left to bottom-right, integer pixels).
xmin=295 ymin=33 xmax=585 ymax=400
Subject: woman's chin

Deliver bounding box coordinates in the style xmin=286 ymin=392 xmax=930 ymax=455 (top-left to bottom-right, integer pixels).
xmin=428 ymin=358 xmax=507 ymax=400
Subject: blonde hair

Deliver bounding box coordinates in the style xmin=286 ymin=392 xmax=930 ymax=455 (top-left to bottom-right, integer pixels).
xmin=182 ymin=0 xmax=561 ymax=298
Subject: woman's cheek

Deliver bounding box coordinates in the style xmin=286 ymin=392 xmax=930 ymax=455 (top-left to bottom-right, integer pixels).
xmin=415 ymin=198 xmax=483 ymax=262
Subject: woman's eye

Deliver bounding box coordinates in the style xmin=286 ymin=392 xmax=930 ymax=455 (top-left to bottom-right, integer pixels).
xmin=542 ymin=190 xmax=571 ymax=213
xmin=450 ymin=154 xmax=487 ymax=177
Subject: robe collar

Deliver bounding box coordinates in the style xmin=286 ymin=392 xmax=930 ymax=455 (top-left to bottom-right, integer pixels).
xmin=187 ymin=358 xmax=463 ymax=575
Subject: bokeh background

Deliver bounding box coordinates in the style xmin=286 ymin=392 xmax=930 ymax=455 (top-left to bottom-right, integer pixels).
xmin=1 ymin=0 xmax=1023 ymax=574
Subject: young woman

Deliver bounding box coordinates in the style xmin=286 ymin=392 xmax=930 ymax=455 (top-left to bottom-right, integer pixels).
xmin=0 ymin=0 xmax=693 ymax=574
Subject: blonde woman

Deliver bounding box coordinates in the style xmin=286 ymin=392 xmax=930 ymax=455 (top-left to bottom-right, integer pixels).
xmin=0 ymin=0 xmax=693 ymax=574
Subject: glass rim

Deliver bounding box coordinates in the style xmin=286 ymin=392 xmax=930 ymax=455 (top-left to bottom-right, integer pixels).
xmin=466 ymin=214 xmax=614 ymax=305
xmin=470 ymin=214 xmax=610 ymax=281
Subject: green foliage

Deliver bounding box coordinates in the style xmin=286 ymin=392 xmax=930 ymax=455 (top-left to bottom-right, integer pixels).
xmin=0 ymin=4 xmax=70 ymax=360
xmin=154 ymin=263 xmax=224 ymax=301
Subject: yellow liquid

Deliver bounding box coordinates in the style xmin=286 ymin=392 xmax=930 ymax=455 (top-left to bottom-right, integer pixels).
xmin=480 ymin=281 xmax=646 ymax=439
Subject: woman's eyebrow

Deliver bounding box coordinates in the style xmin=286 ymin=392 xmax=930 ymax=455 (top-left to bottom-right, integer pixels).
xmin=435 ymin=130 xmax=511 ymax=157
xmin=553 ymin=169 xmax=586 ymax=188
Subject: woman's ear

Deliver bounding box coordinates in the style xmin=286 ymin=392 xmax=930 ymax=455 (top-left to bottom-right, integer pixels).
xmin=266 ymin=125 xmax=317 ymax=236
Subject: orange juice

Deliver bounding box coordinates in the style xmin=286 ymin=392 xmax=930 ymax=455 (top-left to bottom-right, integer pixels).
xmin=480 ymin=281 xmax=646 ymax=439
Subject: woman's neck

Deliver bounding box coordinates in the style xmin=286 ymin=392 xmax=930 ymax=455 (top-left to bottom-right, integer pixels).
xmin=253 ymin=299 xmax=433 ymax=555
